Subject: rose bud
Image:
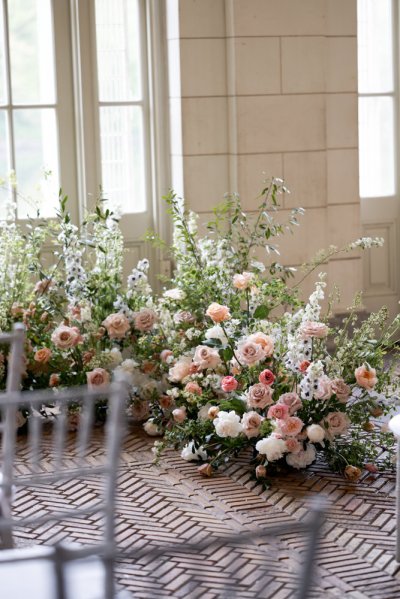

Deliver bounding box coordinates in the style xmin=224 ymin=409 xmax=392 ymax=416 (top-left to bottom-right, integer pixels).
xmin=255 ymin=465 xmax=267 ymax=479
xmin=198 ymin=463 xmax=213 ymax=477
xmin=365 ymin=463 xmax=378 ymax=473
xmin=344 ymin=465 xmax=362 ymax=482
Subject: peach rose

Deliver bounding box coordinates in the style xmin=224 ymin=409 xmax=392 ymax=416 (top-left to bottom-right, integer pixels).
xmin=355 ymin=364 xmax=377 ymax=389
xmin=242 ymin=411 xmax=264 ymax=438
xmin=86 ymin=368 xmax=110 ymax=389
xmin=198 ymin=463 xmax=213 ymax=477
xmin=331 ymin=378 xmax=351 ymax=403
xmin=277 ymin=392 xmax=302 ymax=415
xmin=51 ymin=325 xmax=82 ymax=350
xmin=267 ymin=403 xmax=289 ymax=420
xmin=102 ymin=313 xmax=130 ymax=339
xmin=49 ymin=373 xmax=60 ymax=387
xmin=248 ymin=332 xmax=274 ymax=357
xmin=300 ymin=321 xmax=329 ymax=339
xmin=221 ymin=376 xmax=238 ymax=392
xmin=134 ymin=309 xmax=157 ymax=332
xmin=259 ymin=369 xmax=275 ymax=386
xmin=247 ymin=383 xmax=274 ymax=409
xmin=185 ymin=382 xmax=202 ymax=395
xmin=168 ymin=357 xmax=192 ymax=382
xmin=236 ymin=340 xmax=266 ymax=366
xmin=279 ymin=416 xmax=304 ymax=437
xmin=193 ymin=345 xmax=221 ymax=370
xmin=34 ymin=348 xmax=52 ymax=364
xmin=233 ymin=272 xmax=253 ymax=290
xmin=206 ymin=303 xmax=231 ymax=323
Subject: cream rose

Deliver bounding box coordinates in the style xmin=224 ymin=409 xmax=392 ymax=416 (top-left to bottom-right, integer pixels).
xmin=102 ymin=313 xmax=130 ymax=339
xmin=323 ymin=411 xmax=350 ymax=439
xmin=306 ymin=424 xmax=325 ymax=443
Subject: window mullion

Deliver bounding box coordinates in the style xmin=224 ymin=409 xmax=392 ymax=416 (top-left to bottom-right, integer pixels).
xmin=2 ymin=0 xmax=16 ymax=178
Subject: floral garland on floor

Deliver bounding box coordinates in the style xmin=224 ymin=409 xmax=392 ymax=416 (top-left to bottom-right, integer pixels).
xmin=0 ymin=176 xmax=398 ymax=481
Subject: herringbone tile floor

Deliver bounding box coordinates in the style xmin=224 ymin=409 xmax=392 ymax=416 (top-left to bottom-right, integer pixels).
xmin=10 ymin=426 xmax=400 ymax=598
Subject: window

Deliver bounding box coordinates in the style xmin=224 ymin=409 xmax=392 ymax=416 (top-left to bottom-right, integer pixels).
xmin=357 ymin=0 xmax=396 ymax=198
xmin=0 ymin=0 xmax=165 ymax=226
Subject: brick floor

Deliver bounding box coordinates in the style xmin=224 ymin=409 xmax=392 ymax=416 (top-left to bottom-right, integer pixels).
xmin=10 ymin=425 xmax=400 ymax=598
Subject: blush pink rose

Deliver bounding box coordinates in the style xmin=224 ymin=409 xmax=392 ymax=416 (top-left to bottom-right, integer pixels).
xmin=242 ymin=411 xmax=264 ymax=438
xmin=277 ymin=392 xmax=302 ymax=415
xmin=233 ymin=272 xmax=253 ymax=290
xmin=315 ymin=375 xmax=333 ymax=400
xmin=236 ymin=340 xmax=266 ymax=366
xmin=355 ymin=365 xmax=378 ymax=389
xmin=160 ymin=349 xmax=173 ymax=363
xmin=51 ymin=325 xmax=82 ymax=350
xmin=267 ymin=403 xmax=289 ymax=421
xmin=331 ymin=378 xmax=351 ymax=403
xmin=134 ymin=309 xmax=157 ymax=332
xmin=34 ymin=348 xmax=52 ymax=364
xmin=193 ymin=345 xmax=221 ymax=370
xmin=259 ymin=369 xmax=275 ymax=386
xmin=221 ymin=376 xmax=238 ymax=392
xmin=168 ymin=357 xmax=192 ymax=382
xmin=184 ymin=382 xmax=202 ymax=395
xmin=246 ymin=383 xmax=273 ymax=409
xmin=49 ymin=373 xmax=60 ymax=387
xmin=279 ymin=416 xmax=304 ymax=437
xmin=323 ymin=411 xmax=350 ymax=439
xmin=298 ymin=360 xmax=311 ymax=373
xmin=300 ymin=321 xmax=329 ymax=339
xmin=247 ymin=332 xmax=274 ymax=357
xmin=285 ymin=438 xmax=302 ymax=453
xmin=86 ymin=368 xmax=110 ymax=389
xmin=206 ymin=303 xmax=231 ymax=323
xmin=103 ymin=313 xmax=130 ymax=339
xmin=172 ymin=407 xmax=187 ymax=423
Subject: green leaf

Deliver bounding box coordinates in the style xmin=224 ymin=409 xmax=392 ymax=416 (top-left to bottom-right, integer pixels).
xmin=253 ymin=305 xmax=270 ymax=319
xmin=221 ymin=347 xmax=233 ymax=362
xmin=219 ymin=398 xmax=246 ymax=416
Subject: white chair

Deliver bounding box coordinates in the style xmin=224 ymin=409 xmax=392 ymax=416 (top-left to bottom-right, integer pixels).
xmin=0 ymin=379 xmax=128 ymax=599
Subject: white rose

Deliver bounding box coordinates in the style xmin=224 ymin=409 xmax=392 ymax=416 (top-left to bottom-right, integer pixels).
xmin=205 ymin=325 xmax=228 ymax=344
xmin=213 ymin=410 xmax=243 ymax=438
xmin=306 ymin=424 xmax=325 ymax=443
xmin=286 ymin=444 xmax=316 ymax=469
xmin=181 ymin=441 xmax=207 ymax=461
xmin=256 ymin=435 xmax=287 ymax=462
xmin=109 ymin=348 xmax=123 ymax=365
xmin=164 ymin=288 xmax=186 ymax=300
xmin=143 ymin=419 xmax=162 ymax=437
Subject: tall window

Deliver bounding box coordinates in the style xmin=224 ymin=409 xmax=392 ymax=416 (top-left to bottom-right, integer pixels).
xmin=0 ymin=0 xmax=158 ymax=222
xmin=357 ymin=0 xmax=396 ymax=198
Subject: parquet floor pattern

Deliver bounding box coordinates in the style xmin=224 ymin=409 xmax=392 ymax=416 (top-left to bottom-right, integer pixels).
xmin=9 ymin=426 xmax=400 ymax=598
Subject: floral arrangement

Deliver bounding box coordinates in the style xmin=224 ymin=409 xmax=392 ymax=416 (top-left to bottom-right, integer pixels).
xmin=0 ymin=175 xmax=398 ymax=482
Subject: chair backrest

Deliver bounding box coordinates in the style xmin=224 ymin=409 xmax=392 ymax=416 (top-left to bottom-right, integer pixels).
xmin=0 ymin=379 xmax=127 ymax=598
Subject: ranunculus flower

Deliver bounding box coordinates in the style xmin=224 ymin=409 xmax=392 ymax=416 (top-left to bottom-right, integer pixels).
xmin=315 ymin=375 xmax=333 ymax=400
xmin=277 ymin=392 xmax=302 ymax=415
xmin=247 ymin=383 xmax=274 ymax=409
xmin=221 ymin=376 xmax=238 ymax=392
xmin=279 ymin=416 xmax=304 ymax=437
xmin=259 ymin=369 xmax=275 ymax=386
xmin=233 ymin=272 xmax=253 ymax=290
xmin=256 ymin=435 xmax=287 ymax=462
xmin=242 ymin=411 xmax=264 ymax=438
xmin=168 ymin=357 xmax=192 ymax=382
xmin=247 ymin=332 xmax=274 ymax=357
xmin=267 ymin=403 xmax=289 ymax=421
xmin=306 ymin=424 xmax=325 ymax=443
xmin=86 ymin=367 xmax=110 ymax=389
xmin=102 ymin=313 xmax=130 ymax=339
xmin=355 ymin=364 xmax=378 ymax=389
xmin=331 ymin=378 xmax=351 ymax=403
xmin=184 ymin=382 xmax=202 ymax=395
xmin=206 ymin=303 xmax=231 ymax=323
xmin=236 ymin=340 xmax=266 ymax=366
xmin=51 ymin=325 xmax=82 ymax=350
xmin=34 ymin=348 xmax=52 ymax=364
xmin=172 ymin=407 xmax=187 ymax=423
xmin=344 ymin=465 xmax=362 ymax=482
xmin=323 ymin=411 xmax=350 ymax=439
xmin=134 ymin=309 xmax=157 ymax=332
xmin=213 ymin=410 xmax=243 ymax=438
xmin=300 ymin=321 xmax=329 ymax=339
xmin=286 ymin=444 xmax=316 ymax=469
xmin=193 ymin=345 xmax=221 ymax=370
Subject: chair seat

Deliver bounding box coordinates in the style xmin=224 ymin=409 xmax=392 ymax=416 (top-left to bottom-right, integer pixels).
xmin=0 ymin=545 xmax=106 ymax=599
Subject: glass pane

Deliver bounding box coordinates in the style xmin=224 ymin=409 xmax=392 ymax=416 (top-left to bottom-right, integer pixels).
xmin=359 ymin=96 xmax=395 ymax=198
xmin=99 ymin=106 xmax=146 ymax=213
xmin=0 ymin=2 xmax=6 ymax=105
xmin=358 ymin=0 xmax=393 ymax=93
xmin=8 ymin=0 xmax=56 ymax=104
xmin=95 ymin=0 xmax=142 ymax=101
xmin=0 ymin=110 xmax=11 ymax=217
xmin=13 ymin=108 xmax=59 ymax=218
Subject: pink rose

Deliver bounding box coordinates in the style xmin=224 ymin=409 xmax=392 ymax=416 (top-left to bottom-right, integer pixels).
xmin=277 ymin=392 xmax=302 ymax=415
xmin=34 ymin=348 xmax=52 ymax=364
xmin=246 ymin=383 xmax=274 ymax=409
xmin=103 ymin=313 xmax=130 ymax=339
xmin=247 ymin=332 xmax=274 ymax=357
xmin=206 ymin=303 xmax=231 ymax=323
xmin=323 ymin=411 xmax=350 ymax=439
xmin=173 ymin=311 xmax=195 ymax=324
xmin=185 ymin=382 xmax=202 ymax=395
xmin=259 ymin=369 xmax=275 ymax=386
xmin=236 ymin=340 xmax=266 ymax=366
xmin=355 ymin=364 xmax=377 ymax=389
xmin=86 ymin=368 xmax=110 ymax=389
xmin=172 ymin=407 xmax=187 ymax=423
xmin=285 ymin=438 xmax=302 ymax=453
xmin=49 ymin=373 xmax=60 ymax=387
xmin=300 ymin=321 xmax=329 ymax=339
xmin=168 ymin=357 xmax=192 ymax=382
xmin=331 ymin=378 xmax=351 ymax=403
xmin=242 ymin=411 xmax=264 ymax=438
xmin=221 ymin=376 xmax=238 ymax=392
xmin=51 ymin=325 xmax=82 ymax=350
xmin=315 ymin=375 xmax=333 ymax=400
xmin=160 ymin=349 xmax=173 ymax=363
xmin=267 ymin=403 xmax=289 ymax=421
xmin=233 ymin=272 xmax=253 ymax=290
xmin=279 ymin=416 xmax=304 ymax=437
xmin=134 ymin=309 xmax=157 ymax=332
xmin=193 ymin=345 xmax=221 ymax=370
